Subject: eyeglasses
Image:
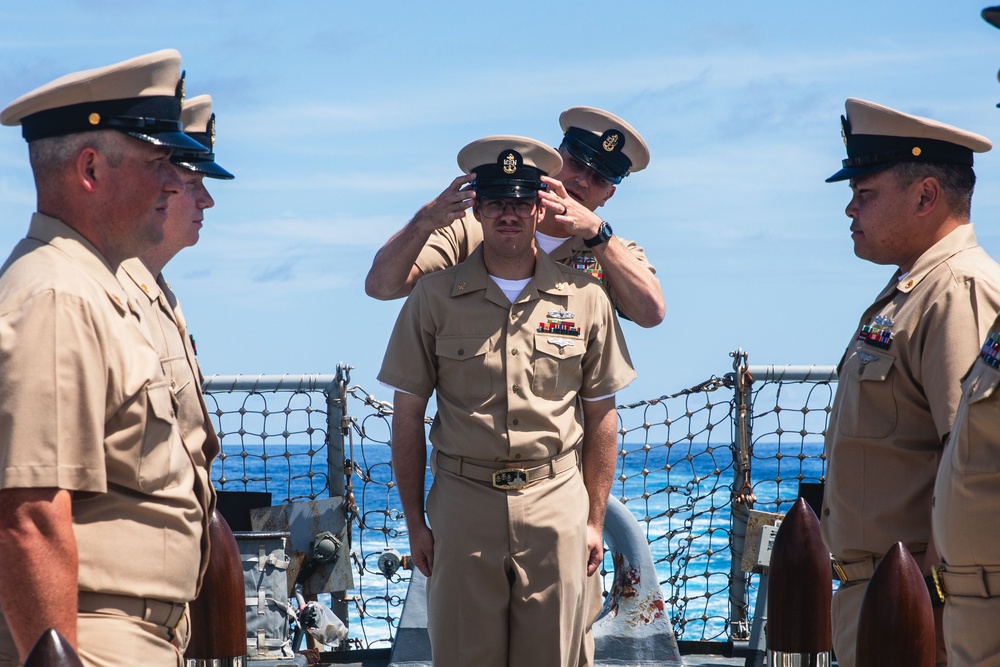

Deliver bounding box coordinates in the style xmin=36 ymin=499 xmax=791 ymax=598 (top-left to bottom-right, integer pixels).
xmin=479 ymin=199 xmax=537 ymax=219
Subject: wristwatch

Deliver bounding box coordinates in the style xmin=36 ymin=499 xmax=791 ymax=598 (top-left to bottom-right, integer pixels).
xmin=584 ymin=221 xmax=613 ymax=248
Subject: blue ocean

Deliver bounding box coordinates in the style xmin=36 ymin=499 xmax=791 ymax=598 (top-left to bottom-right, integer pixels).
xmin=214 ymin=438 xmax=825 ymax=647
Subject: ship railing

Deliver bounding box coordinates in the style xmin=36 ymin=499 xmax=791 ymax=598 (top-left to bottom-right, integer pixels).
xmin=201 ymin=351 xmax=838 ymax=657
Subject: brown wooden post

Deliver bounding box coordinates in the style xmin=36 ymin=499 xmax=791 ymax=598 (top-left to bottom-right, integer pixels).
xmin=23 ymin=629 xmax=83 ymax=667
xmin=856 ymin=542 xmax=934 ymax=667
xmin=767 ymin=497 xmax=833 ymax=665
xmin=185 ymin=509 xmax=247 ymax=665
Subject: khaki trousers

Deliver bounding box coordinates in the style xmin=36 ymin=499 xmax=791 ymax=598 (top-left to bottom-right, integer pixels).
xmin=425 ymin=463 xmax=590 ymax=667
xmin=944 ymin=594 xmax=1000 ymax=666
xmin=831 ymin=581 xmax=865 ymax=667
xmin=0 ymin=607 xmax=187 ymax=667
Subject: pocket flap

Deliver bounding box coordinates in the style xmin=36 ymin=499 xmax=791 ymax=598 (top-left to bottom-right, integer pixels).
xmin=146 ymin=380 xmax=175 ymax=422
xmin=967 ymin=363 xmax=1000 ymax=404
xmin=534 ymin=332 xmax=585 ymax=359
xmin=857 ymin=350 xmax=894 ymax=382
xmin=435 ymin=335 xmax=491 ymax=361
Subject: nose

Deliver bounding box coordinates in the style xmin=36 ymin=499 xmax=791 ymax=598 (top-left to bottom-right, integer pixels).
xmin=497 ymin=203 xmax=519 ymax=221
xmin=196 ymin=182 xmax=215 ymax=210
xmin=845 ymin=193 xmax=859 ymax=219
xmin=162 ymin=160 xmax=184 ymax=193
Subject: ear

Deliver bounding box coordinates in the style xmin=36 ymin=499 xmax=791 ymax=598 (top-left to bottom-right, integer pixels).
xmin=471 ymin=201 xmax=483 ymax=224
xmin=75 ymin=146 xmax=101 ymax=193
xmin=914 ymin=177 xmax=940 ymax=216
xmin=598 ymin=184 xmax=616 ymax=208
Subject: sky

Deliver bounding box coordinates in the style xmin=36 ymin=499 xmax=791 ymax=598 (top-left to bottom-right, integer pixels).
xmin=2 ymin=1 xmax=1000 ymax=403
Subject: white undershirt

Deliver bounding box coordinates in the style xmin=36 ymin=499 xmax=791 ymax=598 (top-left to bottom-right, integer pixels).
xmin=490 ymin=275 xmax=531 ymax=303
xmin=535 ymin=231 xmax=571 ymax=255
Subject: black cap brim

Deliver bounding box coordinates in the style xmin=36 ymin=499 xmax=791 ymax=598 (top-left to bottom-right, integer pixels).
xmin=564 ymin=141 xmax=625 ymax=184
xmin=825 ymin=162 xmax=895 ymax=183
xmin=984 ymin=6 xmax=1000 ymax=29
xmin=172 ymin=157 xmax=234 ymax=180
xmin=125 ymin=130 xmax=209 ymax=152
xmin=475 ymin=185 xmax=538 ymax=199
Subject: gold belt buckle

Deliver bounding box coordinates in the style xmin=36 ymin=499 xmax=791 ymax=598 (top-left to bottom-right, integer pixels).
xmin=492 ymin=468 xmax=528 ymax=490
xmin=931 ymin=565 xmax=949 ymax=602
xmin=832 ymin=559 xmax=849 ymax=583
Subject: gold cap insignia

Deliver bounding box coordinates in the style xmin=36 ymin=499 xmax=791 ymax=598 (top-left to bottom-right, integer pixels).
xmin=209 ymin=113 xmax=217 ymax=148
xmin=602 ymin=132 xmax=620 ymax=152
xmin=912 ymin=146 xmax=922 ymax=157
xmin=840 ymin=115 xmax=850 ymax=148
xmin=88 ymin=112 xmax=101 ymax=125
xmin=503 ymin=152 xmax=518 ymax=175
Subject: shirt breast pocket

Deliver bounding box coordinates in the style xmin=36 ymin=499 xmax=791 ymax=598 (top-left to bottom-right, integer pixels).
xmin=952 ymin=362 xmax=1000 ymax=473
xmin=137 ymin=380 xmax=186 ymax=492
xmin=838 ymin=348 xmax=898 ymax=438
xmin=531 ymin=333 xmax=586 ymax=400
xmin=435 ymin=335 xmax=494 ymax=399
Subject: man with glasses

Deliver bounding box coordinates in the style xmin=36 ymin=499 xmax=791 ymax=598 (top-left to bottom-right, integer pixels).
xmin=379 ymin=136 xmax=635 ymax=666
xmin=365 ymin=107 xmax=664 ymax=328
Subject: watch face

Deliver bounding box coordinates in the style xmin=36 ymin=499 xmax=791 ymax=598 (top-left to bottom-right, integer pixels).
xmin=584 ymin=221 xmax=612 ymax=248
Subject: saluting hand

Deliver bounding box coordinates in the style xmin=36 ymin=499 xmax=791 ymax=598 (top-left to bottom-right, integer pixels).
xmin=538 ymin=176 xmax=603 ymax=240
xmin=411 ymin=174 xmax=477 ymax=233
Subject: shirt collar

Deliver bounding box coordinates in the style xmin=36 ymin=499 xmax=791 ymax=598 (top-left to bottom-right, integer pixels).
xmin=119 ymin=256 xmax=163 ymax=303
xmin=28 ymin=212 xmax=131 ymax=315
xmin=894 ymin=224 xmax=979 ymax=294
xmin=451 ymin=244 xmax=576 ymax=304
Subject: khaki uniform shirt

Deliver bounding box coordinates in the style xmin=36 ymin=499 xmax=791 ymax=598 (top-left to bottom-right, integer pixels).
xmin=379 ymin=245 xmax=635 ymax=461
xmin=932 ymin=311 xmax=1000 ymax=566
xmin=415 ymin=211 xmax=654 ymax=320
xmin=0 ymin=214 xmax=211 ymax=603
xmin=118 ymin=258 xmax=220 ymax=468
xmin=821 ymin=225 xmax=1000 ymax=562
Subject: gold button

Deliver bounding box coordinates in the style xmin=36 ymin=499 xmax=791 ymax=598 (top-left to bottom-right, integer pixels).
xmin=458 ymin=349 xmax=464 ymax=356
xmin=912 ymin=146 xmax=922 ymax=157
xmin=88 ymin=112 xmax=101 ymax=125
xmin=512 ymin=384 xmax=520 ymax=392
xmin=511 ymin=349 xmax=518 ymax=356
xmin=905 ymin=279 xmax=914 ymax=289
xmin=514 ymin=453 xmax=522 ymax=459
xmin=512 ymin=419 xmax=519 ymax=426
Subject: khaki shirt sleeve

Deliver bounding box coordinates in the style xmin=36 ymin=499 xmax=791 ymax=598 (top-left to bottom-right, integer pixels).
xmin=378 ymin=280 xmax=438 ymax=398
xmin=603 ymin=235 xmax=656 ymax=321
xmin=414 ymin=219 xmax=473 ymax=276
xmin=0 ymin=290 xmax=106 ymax=491
xmin=914 ymin=276 xmax=1000 ymax=441
xmin=580 ymin=287 xmax=636 ymax=398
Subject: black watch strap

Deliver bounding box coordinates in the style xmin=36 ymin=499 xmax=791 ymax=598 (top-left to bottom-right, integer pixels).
xmin=584 ymin=221 xmax=613 ymax=248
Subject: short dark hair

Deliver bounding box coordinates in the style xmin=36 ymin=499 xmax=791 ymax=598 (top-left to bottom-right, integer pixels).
xmin=888 ymin=161 xmax=976 ymax=219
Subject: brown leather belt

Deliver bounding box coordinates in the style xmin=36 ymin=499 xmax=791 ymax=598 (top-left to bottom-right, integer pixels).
xmin=78 ymin=591 xmax=186 ymax=629
xmin=435 ymin=448 xmax=579 ymax=490
xmin=933 ymin=565 xmax=1000 ymax=599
